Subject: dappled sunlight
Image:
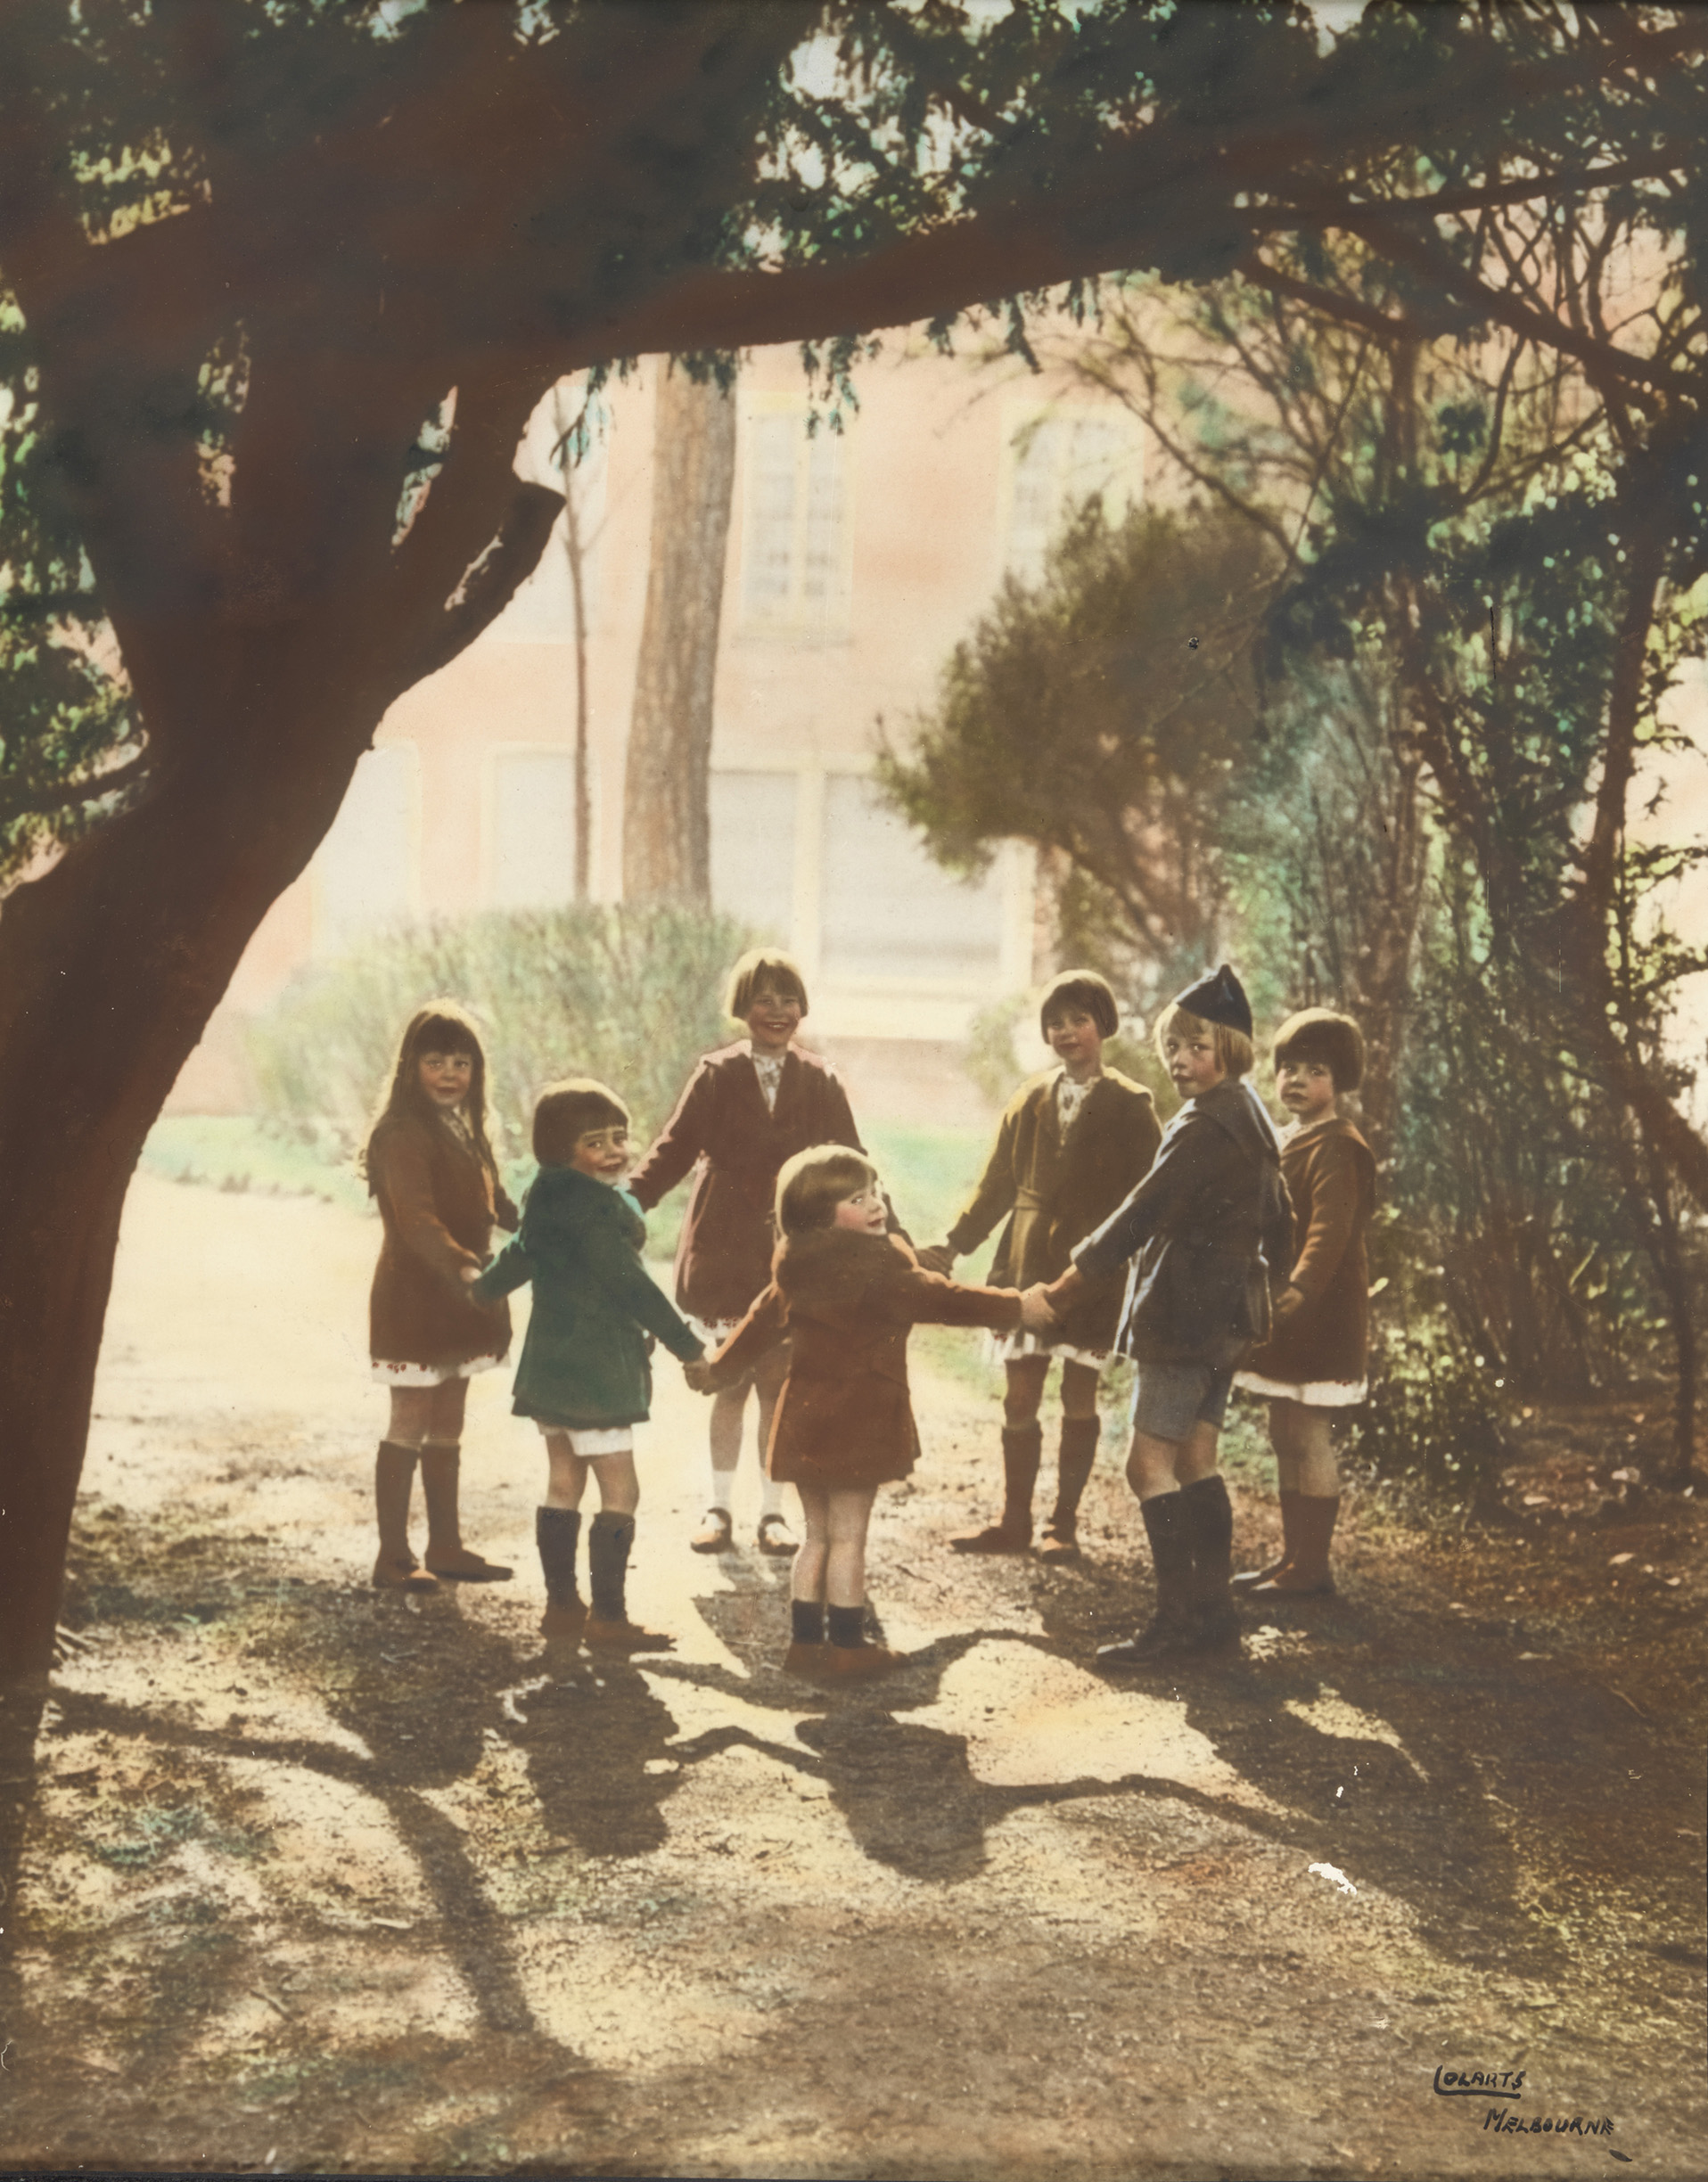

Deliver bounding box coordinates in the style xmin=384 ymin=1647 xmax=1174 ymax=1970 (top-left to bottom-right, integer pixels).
xmin=1282 ymin=1686 xmax=1428 ymax=1781
xmin=906 ymin=1637 xmax=1294 ymax=1815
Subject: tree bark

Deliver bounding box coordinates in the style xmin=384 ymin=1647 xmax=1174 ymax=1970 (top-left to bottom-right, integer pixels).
xmin=622 ymin=370 xmax=737 ymax=905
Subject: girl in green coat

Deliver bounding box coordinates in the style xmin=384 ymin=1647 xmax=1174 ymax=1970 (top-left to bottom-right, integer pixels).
xmin=470 ymin=1079 xmax=705 ymax=1650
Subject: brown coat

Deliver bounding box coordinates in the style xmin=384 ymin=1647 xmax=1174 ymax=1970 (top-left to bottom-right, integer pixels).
xmin=1243 ymin=1116 xmax=1375 ymax=1389
xmin=367 ymin=1112 xmax=518 ymax=1371
xmin=706 ymin=1230 xmax=1022 ymax=1489
xmin=945 ymin=1069 xmax=1161 ymax=1352
xmin=627 ymin=1042 xmax=871 ymax=1323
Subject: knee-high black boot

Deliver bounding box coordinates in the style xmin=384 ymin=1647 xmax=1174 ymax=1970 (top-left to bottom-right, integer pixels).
xmin=1180 ymin=1473 xmax=1239 ymax=1649
xmin=1097 ymin=1492 xmax=1195 ymax=1667
xmin=536 ymin=1506 xmax=586 ymax=1636
xmin=586 ymin=1512 xmax=674 ymax=1652
xmin=373 ymin=1442 xmax=437 ymax=1593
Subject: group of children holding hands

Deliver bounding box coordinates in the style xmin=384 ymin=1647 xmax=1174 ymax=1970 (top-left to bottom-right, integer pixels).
xmin=360 ymin=947 xmax=1375 ymax=1680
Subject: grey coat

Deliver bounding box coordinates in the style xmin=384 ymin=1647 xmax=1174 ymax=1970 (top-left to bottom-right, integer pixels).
xmin=1072 ymin=1080 xmax=1293 ymax=1369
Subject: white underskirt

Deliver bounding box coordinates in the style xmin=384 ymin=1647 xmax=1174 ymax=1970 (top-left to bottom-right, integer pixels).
xmin=988 ymin=1327 xmax=1111 ymax=1373
xmin=1233 ymin=1370 xmax=1367 ymax=1407
xmin=371 ymin=1352 xmax=507 ymax=1388
xmin=531 ymin=1423 xmax=635 ymax=1454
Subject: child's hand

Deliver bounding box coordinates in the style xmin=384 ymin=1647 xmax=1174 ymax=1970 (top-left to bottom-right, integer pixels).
xmin=681 ymin=1358 xmax=714 ymax=1395
xmin=1019 ymin=1283 xmax=1059 ymax=1334
xmin=916 ymin=1243 xmax=956 ymax=1276
xmin=1273 ymin=1284 xmax=1305 ymax=1324
xmin=458 ymin=1266 xmax=482 ymax=1286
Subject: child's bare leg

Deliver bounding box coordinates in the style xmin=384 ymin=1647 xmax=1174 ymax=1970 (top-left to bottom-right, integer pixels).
xmin=752 ymin=1345 xmax=793 ymax=1540
xmin=543 ymin=1432 xmax=591 ymax=1508
xmin=824 ymin=1485 xmax=877 ymax=1609
xmin=792 ymin=1485 xmax=831 ymax=1605
xmin=1244 ymin=1404 xmax=1340 ymax=1595
xmin=952 ymin=1358 xmax=1046 ymax=1552
xmin=695 ymin=1376 xmax=749 ymax=1549
xmin=423 ymin=1377 xmax=470 ymax=1446
xmin=587 ymin=1451 xmax=640 ymax=1516
xmin=1236 ymin=1402 xmax=1301 ymax=1589
xmin=386 ymin=1386 xmax=436 ymax=1448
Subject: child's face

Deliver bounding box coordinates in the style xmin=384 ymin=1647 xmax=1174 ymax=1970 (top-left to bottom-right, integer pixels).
xmin=418 ymin=1047 xmax=474 ymax=1109
xmin=1277 ymin=1057 xmax=1337 ymax=1121
xmin=1045 ymin=1005 xmax=1104 ymax=1074
xmin=1164 ymin=1028 xmax=1226 ymax=1099
xmin=832 ymin=1181 xmax=887 ymax=1235
xmin=745 ymin=980 xmax=803 ymax=1055
xmin=570 ymin=1124 xmax=630 ymax=1185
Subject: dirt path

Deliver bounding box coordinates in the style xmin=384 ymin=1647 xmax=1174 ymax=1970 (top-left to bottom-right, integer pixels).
xmin=1 ymin=1175 xmax=1704 ymax=2178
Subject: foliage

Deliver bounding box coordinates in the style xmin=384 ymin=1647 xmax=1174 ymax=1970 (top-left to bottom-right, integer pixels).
xmin=880 ymin=500 xmax=1284 ymax=1007
xmin=244 ymin=903 xmax=755 ymax=1163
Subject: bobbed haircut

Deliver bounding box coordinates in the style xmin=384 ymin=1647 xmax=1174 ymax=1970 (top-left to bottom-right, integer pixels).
xmin=1039 ymin=969 xmax=1120 ymax=1040
xmin=533 ymin=1078 xmax=630 ymax=1166
xmin=364 ymin=999 xmax=497 ymax=1183
xmin=726 ymin=947 xmax=809 ymax=1021
xmin=1273 ymin=1008 xmax=1366 ymax=1093
xmin=1153 ymin=1002 xmax=1255 ymax=1081
xmin=776 ymin=1144 xmax=879 ymax=1236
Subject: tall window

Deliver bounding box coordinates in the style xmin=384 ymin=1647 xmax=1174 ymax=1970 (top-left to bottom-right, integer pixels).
xmin=710 ymin=770 xmax=798 ymax=942
xmin=741 ymin=400 xmax=851 ymax=635
xmin=819 ymin=775 xmax=1004 ymax=980
xmin=1005 ymin=409 xmax=1141 ymax=587
xmin=314 ymin=745 xmax=416 ymax=951
xmin=489 ymin=750 xmax=577 ymax=907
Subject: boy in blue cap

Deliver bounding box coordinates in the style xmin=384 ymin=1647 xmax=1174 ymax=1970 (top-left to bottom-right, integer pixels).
xmin=1039 ymin=964 xmax=1293 ymax=1661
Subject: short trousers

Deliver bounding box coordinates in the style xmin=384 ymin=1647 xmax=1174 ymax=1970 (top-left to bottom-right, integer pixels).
xmin=1130 ymin=1361 xmax=1233 ymax=1443
xmin=371 ymin=1352 xmax=506 ymax=1388
xmin=531 ymin=1423 xmax=635 ymax=1456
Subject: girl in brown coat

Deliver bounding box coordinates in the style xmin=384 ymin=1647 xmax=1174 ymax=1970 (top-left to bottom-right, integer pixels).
xmin=922 ymin=972 xmax=1160 ymax=1561
xmin=1233 ymin=1010 xmax=1377 ymax=1595
xmin=364 ymin=1003 xmax=518 ymax=1592
xmin=628 ymin=949 xmax=878 ymax=1559
xmin=693 ymin=1145 xmax=1032 ymax=1684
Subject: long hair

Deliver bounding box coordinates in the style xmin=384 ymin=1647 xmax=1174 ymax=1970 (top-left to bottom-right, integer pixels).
xmin=362 ymin=1001 xmax=499 ymax=1185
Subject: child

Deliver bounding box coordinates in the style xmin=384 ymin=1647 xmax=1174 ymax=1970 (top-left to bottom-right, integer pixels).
xmin=364 ymin=1002 xmax=519 ymax=1593
xmin=1040 ymin=965 xmax=1293 ymax=1663
xmin=921 ymin=971 xmax=1160 ymax=1560
xmin=628 ymin=948 xmax=883 ymax=1560
xmin=1232 ymin=1010 xmax=1376 ymax=1595
xmin=691 ymin=1144 xmax=1033 ymax=1683
xmin=469 ymin=1079 xmax=706 ymax=1650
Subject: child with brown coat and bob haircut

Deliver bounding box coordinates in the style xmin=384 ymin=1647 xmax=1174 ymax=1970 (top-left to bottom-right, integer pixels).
xmin=689 ymin=1145 xmax=1037 ymax=1683
xmin=921 ymin=970 xmax=1161 ymax=1561
xmin=1041 ymin=965 xmax=1293 ymax=1664
xmin=1232 ymin=1009 xmax=1376 ymax=1596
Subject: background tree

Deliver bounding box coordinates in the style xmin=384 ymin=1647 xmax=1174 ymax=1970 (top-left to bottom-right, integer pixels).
xmin=1 ymin=0 xmax=1704 ymax=1675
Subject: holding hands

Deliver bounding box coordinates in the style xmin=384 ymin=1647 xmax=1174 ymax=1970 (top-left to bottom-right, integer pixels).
xmin=681 ymin=1357 xmax=714 ymax=1395
xmin=915 ymin=1243 xmax=957 ymax=1276
xmin=1018 ymin=1283 xmax=1059 ymax=1335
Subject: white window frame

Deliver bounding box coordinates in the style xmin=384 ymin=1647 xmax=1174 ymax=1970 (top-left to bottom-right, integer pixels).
xmin=736 ymin=391 xmax=856 ymax=641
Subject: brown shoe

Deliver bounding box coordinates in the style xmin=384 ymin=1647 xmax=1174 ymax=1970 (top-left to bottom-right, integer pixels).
xmin=1036 ymin=1521 xmax=1080 ymax=1563
xmin=690 ymin=1507 xmax=735 ymax=1554
xmin=1246 ymin=1496 xmax=1339 ymax=1596
xmin=820 ymin=1644 xmax=905 ymax=1682
xmin=540 ymin=1599 xmax=589 ymax=1638
xmin=782 ymin=1640 xmax=830 ymax=1678
xmin=373 ymin=1552 xmax=439 ymax=1595
xmin=425 ymin=1544 xmax=514 ymax=1583
xmin=756 ymin=1513 xmax=798 ymax=1557
xmin=950 ymin=1520 xmax=1032 ymax=1554
xmin=585 ymin=1615 xmax=676 ymax=1653
xmin=1232 ymin=1554 xmax=1290 ymax=1592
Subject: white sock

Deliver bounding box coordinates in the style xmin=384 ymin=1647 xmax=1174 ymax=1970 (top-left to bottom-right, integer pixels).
xmin=759 ymin=1472 xmax=785 ymax=1521
xmin=708 ymin=1463 xmax=737 ymax=1515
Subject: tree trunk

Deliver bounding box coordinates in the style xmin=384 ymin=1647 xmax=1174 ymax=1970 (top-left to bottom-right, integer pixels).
xmin=0 ymin=677 xmax=382 ymax=1679
xmin=622 ymin=370 xmax=737 ymax=904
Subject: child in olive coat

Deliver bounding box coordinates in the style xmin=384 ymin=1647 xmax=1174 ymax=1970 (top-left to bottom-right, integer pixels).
xmin=922 ymin=970 xmax=1160 ymax=1561
xmin=470 ymin=1079 xmax=705 ymax=1649
xmin=1042 ymin=965 xmax=1293 ymax=1663
xmin=1233 ymin=1009 xmax=1376 ymax=1595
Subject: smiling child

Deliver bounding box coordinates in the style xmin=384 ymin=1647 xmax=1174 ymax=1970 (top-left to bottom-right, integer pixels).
xmin=470 ymin=1079 xmax=705 ymax=1650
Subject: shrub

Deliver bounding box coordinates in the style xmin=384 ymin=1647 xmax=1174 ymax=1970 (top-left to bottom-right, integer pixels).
xmin=244 ymin=903 xmax=757 ymax=1162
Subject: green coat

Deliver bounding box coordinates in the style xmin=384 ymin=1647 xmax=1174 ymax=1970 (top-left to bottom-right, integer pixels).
xmin=470 ymin=1165 xmax=703 ymax=1431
